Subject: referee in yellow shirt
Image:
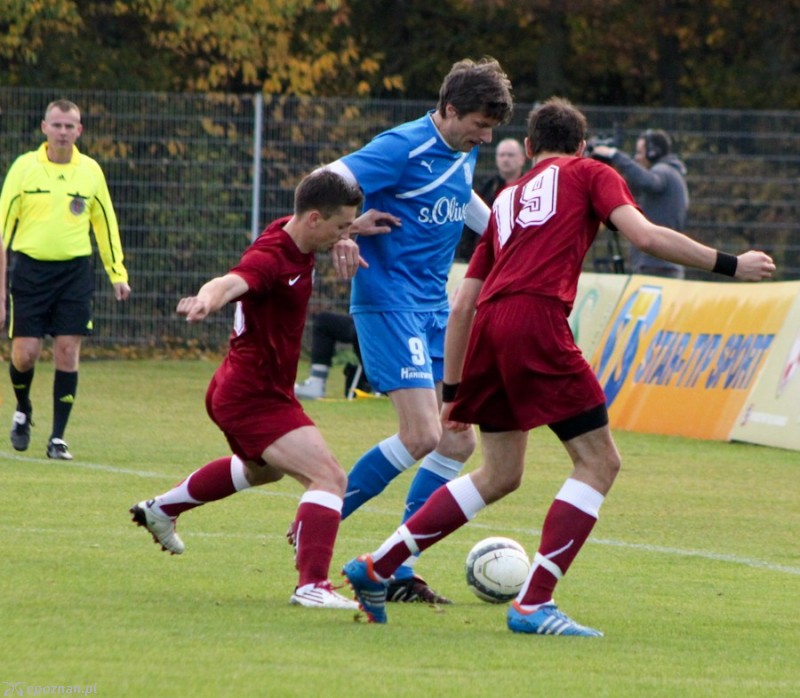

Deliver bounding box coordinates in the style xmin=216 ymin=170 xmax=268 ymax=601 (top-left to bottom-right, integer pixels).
xmin=0 ymin=99 xmax=131 ymax=460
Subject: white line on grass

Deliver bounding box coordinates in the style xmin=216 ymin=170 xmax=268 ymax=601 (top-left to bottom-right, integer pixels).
xmin=590 ymin=536 xmax=800 ymax=576
xmin=4 ymin=450 xmax=800 ymax=577
xmin=2 ymin=451 xmax=176 ymax=479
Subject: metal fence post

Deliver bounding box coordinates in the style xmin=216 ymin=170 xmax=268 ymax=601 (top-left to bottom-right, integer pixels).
xmin=251 ymin=92 xmax=264 ymax=243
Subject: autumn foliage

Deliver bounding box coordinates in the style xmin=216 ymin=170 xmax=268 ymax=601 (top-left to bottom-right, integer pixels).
xmin=1 ymin=0 xmax=799 ymax=108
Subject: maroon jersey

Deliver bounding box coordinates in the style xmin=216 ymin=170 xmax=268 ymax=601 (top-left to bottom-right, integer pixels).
xmin=450 ymin=158 xmax=637 ymax=431
xmin=220 ymin=216 xmax=314 ymax=399
xmin=467 ymin=157 xmax=637 ymax=312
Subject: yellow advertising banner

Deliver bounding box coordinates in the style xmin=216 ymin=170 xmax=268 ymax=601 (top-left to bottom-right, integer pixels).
xmin=730 ymin=287 xmax=800 ymax=450
xmin=591 ymin=276 xmax=797 ymax=440
xmin=569 ymin=272 xmax=630 ymax=360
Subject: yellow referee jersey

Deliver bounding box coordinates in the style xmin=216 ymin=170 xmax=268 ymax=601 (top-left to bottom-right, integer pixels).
xmin=0 ymin=143 xmax=128 ymax=284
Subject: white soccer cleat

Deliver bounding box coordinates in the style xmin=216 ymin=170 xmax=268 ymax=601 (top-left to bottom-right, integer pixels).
xmin=129 ymin=500 xmax=185 ymax=555
xmin=46 ymin=437 xmax=73 ymax=461
xmin=290 ymin=581 xmax=360 ymax=610
xmin=294 ymin=377 xmax=326 ymax=400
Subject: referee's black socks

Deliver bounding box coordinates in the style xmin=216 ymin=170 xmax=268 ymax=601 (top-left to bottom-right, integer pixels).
xmin=9 ymin=363 xmax=34 ymax=414
xmin=52 ymin=370 xmax=78 ymax=440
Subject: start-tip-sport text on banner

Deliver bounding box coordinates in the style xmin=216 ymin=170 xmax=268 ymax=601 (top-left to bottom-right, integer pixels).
xmin=575 ymin=274 xmax=800 ymax=445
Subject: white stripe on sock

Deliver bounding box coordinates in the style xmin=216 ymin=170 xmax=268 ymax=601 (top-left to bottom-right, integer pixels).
xmin=554 ymin=478 xmax=604 ymax=518
xmin=533 ymin=551 xmax=564 ymax=580
xmin=397 ymin=524 xmax=420 ymax=555
xmin=300 ymin=489 xmax=343 ymax=513
xmin=153 ymin=475 xmax=201 ymax=511
xmin=230 ymin=455 xmax=251 ymax=492
xmin=419 ymin=451 xmax=464 ymax=480
xmin=446 ymin=475 xmax=486 ymax=520
xmin=378 ymin=434 xmax=417 ymax=472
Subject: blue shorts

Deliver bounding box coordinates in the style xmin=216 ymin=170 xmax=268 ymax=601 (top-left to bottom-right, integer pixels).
xmin=353 ymin=310 xmax=448 ymax=393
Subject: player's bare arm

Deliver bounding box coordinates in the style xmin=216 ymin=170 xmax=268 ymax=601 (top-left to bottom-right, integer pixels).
xmin=350 ymin=208 xmax=401 ymax=237
xmin=330 ymin=237 xmax=363 ymax=280
xmin=331 ymin=209 xmax=398 ymax=272
xmin=731 ymin=250 xmax=777 ymax=281
xmin=611 ymin=204 xmax=775 ymax=281
xmin=322 ymin=160 xmax=401 ymax=238
xmin=330 ymin=210 xmax=399 ymax=279
xmin=177 ymin=273 xmax=249 ymax=323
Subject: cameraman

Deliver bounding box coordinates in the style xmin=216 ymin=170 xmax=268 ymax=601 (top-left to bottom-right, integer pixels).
xmin=592 ymin=129 xmax=688 ymax=279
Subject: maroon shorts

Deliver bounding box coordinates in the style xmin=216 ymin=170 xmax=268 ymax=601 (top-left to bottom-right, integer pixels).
xmin=449 ymin=294 xmax=606 ymax=432
xmin=205 ymin=366 xmax=314 ymax=464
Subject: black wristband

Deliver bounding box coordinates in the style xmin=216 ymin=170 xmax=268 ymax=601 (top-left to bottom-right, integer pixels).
xmin=712 ymin=251 xmax=738 ymax=277
xmin=441 ymin=382 xmax=460 ymax=403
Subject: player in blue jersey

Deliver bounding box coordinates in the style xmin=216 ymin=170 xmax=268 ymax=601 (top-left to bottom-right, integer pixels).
xmin=321 ymin=58 xmax=514 ymax=602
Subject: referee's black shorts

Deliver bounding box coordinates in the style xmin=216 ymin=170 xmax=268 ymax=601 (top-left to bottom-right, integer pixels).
xmin=8 ymin=253 xmax=95 ymax=339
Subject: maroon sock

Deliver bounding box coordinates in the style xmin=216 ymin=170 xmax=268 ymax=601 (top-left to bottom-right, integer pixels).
xmin=520 ymin=498 xmax=597 ymax=606
xmin=158 ymin=457 xmax=235 ymax=518
xmin=295 ymin=500 xmax=340 ymax=587
xmin=373 ymin=484 xmax=469 ymax=578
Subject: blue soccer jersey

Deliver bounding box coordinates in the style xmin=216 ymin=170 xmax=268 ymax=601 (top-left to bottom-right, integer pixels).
xmin=340 ymin=110 xmax=480 ymax=313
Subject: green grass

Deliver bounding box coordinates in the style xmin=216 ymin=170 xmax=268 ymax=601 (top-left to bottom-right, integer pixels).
xmin=1 ymin=360 xmax=799 ymax=697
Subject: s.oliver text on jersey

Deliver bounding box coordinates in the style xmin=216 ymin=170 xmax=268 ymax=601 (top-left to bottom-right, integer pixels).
xmin=417 ymin=196 xmax=469 ymax=225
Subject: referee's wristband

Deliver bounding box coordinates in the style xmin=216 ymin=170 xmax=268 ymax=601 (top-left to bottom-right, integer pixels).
xmin=441 ymin=382 xmax=460 ymax=403
xmin=712 ymin=251 xmax=738 ymax=277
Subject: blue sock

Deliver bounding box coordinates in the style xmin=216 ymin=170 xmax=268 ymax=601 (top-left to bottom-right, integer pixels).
xmin=402 ymin=467 xmax=449 ymax=523
xmin=393 ymin=452 xmax=464 ymax=581
xmin=342 ymin=434 xmax=416 ymax=520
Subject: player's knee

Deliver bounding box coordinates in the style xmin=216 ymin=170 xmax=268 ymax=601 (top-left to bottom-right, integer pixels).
xmin=441 ymin=428 xmax=477 ymax=463
xmin=317 ymin=458 xmax=348 ymax=496
xmin=395 ymin=413 xmax=443 ymax=459
xmin=403 ymin=428 xmax=441 ymax=461
xmin=604 ymin=451 xmax=622 ymax=485
xmin=12 ymin=356 xmax=34 ymax=372
xmin=52 ymin=337 xmax=81 ymax=368
xmin=12 ymin=347 xmax=39 ymax=371
xmin=473 ymin=464 xmax=522 ymax=504
xmin=246 ymin=461 xmax=284 ymax=485
xmin=581 ymin=451 xmax=621 ymax=493
xmin=496 ymin=470 xmax=523 ymax=497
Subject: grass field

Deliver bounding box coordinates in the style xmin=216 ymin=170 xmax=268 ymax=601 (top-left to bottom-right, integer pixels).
xmin=1 ymin=359 xmax=799 ymax=697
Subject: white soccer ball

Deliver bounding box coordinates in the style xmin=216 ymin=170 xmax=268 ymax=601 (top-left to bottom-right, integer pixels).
xmin=465 ymin=536 xmax=531 ymax=604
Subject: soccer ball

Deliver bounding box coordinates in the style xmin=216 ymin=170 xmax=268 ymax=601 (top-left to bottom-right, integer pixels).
xmin=465 ymin=536 xmax=531 ymax=603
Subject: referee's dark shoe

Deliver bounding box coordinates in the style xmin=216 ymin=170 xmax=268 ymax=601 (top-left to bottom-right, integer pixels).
xmin=10 ymin=409 xmax=32 ymax=451
xmin=47 ymin=438 xmax=73 ymax=461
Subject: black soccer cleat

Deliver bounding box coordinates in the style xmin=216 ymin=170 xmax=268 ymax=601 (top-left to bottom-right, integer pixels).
xmin=386 ymin=574 xmax=453 ymax=605
xmin=10 ymin=409 xmax=32 ymax=452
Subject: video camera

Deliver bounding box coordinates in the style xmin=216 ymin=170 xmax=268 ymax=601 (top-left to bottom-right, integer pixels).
xmin=585 ymin=129 xmax=626 ymax=274
xmin=584 ymin=135 xmax=618 ymax=160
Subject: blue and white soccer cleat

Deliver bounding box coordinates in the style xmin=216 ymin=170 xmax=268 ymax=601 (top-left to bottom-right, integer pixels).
xmin=342 ymin=555 xmax=388 ymax=624
xmin=507 ymin=602 xmax=603 ymax=637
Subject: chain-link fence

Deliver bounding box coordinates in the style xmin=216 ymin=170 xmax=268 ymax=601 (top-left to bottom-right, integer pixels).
xmin=1 ymin=88 xmax=798 ymax=352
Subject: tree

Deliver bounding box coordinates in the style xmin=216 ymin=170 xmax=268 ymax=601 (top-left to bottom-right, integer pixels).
xmin=1 ymin=0 xmax=798 ymax=107
xmin=0 ymin=0 xmax=403 ymax=95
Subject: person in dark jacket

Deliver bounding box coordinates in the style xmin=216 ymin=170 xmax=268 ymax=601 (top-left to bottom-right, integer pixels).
xmin=592 ymin=129 xmax=689 ymax=278
xmin=455 ymin=138 xmax=526 ymax=262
